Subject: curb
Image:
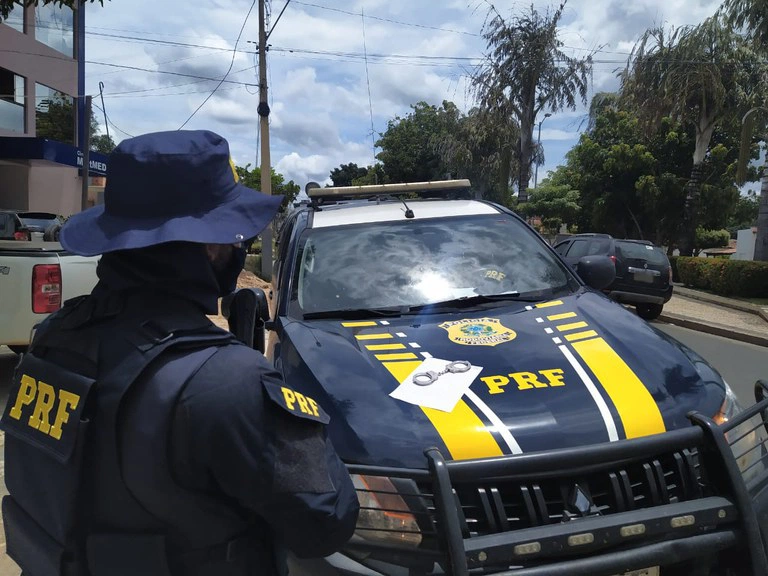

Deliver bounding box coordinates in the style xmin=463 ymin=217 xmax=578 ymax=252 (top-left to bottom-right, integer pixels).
xmin=658 ymin=312 xmax=768 ymax=348
xmin=672 ymin=285 xmax=768 ymax=322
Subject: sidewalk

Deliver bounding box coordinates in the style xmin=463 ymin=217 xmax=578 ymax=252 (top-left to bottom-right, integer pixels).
xmin=658 ymin=285 xmax=768 ymax=347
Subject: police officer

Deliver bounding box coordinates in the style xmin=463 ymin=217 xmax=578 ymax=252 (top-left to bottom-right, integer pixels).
xmin=0 ymin=130 xmax=359 ymax=576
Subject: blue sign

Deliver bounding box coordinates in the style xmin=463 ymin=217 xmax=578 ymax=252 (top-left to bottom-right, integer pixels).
xmin=0 ymin=137 xmax=108 ymax=177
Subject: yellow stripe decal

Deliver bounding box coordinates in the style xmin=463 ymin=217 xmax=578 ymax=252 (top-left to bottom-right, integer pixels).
xmin=341 ymin=321 xmax=378 ymax=327
xmin=547 ymin=312 xmax=577 ymax=321
xmin=565 ymin=330 xmax=598 ymax=342
xmin=536 ymin=300 xmax=563 ymax=308
xmin=365 ymin=343 xmax=407 ymax=351
xmin=381 ymin=361 xmax=503 ymax=460
xmin=571 ymin=337 xmax=666 ymax=439
xmin=557 ymin=321 xmax=589 ymax=332
xmin=355 ymin=333 xmax=393 ymax=341
xmin=375 ymin=352 xmax=418 ymax=361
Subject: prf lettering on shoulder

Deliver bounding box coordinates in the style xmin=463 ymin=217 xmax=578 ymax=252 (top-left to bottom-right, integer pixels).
xmin=480 ymin=369 xmax=566 ymax=394
xmin=281 ymin=387 xmax=320 ymax=418
xmin=8 ymin=374 xmax=80 ymax=440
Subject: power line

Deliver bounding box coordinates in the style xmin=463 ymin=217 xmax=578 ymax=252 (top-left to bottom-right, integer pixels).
xmin=92 ymin=102 xmax=135 ymax=138
xmin=291 ymin=0 xmax=479 ymax=37
xmin=178 ymin=0 xmax=257 ymax=129
xmin=266 ymin=0 xmax=291 ymax=41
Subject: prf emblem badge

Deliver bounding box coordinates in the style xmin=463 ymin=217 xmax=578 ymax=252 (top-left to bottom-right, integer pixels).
xmin=440 ymin=317 xmax=516 ymax=347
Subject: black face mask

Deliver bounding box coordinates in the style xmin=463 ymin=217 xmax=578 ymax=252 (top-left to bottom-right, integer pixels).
xmin=211 ymin=245 xmax=247 ymax=296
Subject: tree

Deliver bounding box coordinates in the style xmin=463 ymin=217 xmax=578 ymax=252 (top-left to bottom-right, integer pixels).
xmin=436 ymin=106 xmax=519 ymax=205
xmin=375 ymin=101 xmax=460 ymax=183
xmin=728 ymin=190 xmax=760 ymax=231
xmin=620 ymin=16 xmax=768 ymax=255
xmin=693 ymin=227 xmax=730 ymax=256
xmin=721 ymin=0 xmax=768 ymax=47
xmin=235 ymin=164 xmax=300 ymax=213
xmin=472 ymin=1 xmax=593 ymax=203
xmin=0 ymin=0 xmax=105 ymax=20
xmin=351 ymin=164 xmax=388 ymax=186
xmin=91 ymin=133 xmax=115 ymax=154
xmin=517 ymin=181 xmax=580 ymax=235
xmin=329 ymin=163 xmax=368 ymax=187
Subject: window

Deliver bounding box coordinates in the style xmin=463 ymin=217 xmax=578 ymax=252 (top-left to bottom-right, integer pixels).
xmin=553 ymin=241 xmax=570 ymax=255
xmin=3 ymin=4 xmax=24 ymax=33
xmin=34 ymin=3 xmax=74 ymax=57
xmin=0 ymin=68 xmax=25 ymax=133
xmin=565 ymin=239 xmax=590 ymax=258
xmin=616 ymin=241 xmax=669 ymax=265
xmin=35 ymin=84 xmax=74 ymax=144
xmin=587 ymin=239 xmax=609 ymax=256
xmin=288 ymin=214 xmax=576 ymax=316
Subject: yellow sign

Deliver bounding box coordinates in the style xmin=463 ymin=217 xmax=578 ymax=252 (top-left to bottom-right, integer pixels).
xmin=439 ymin=317 xmax=516 ymax=347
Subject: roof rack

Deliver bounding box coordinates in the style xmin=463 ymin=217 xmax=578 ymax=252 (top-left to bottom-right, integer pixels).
xmin=308 ymin=179 xmax=472 ymax=203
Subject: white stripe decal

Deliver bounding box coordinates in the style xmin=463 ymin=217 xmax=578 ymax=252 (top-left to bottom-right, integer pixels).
xmin=465 ymin=388 xmax=523 ymax=454
xmin=558 ymin=345 xmax=619 ymax=442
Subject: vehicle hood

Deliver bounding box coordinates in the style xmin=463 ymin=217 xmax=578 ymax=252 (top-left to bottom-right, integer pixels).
xmin=277 ymin=290 xmax=726 ymax=468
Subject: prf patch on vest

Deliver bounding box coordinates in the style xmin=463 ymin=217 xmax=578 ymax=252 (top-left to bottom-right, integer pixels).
xmin=0 ymin=354 xmax=94 ymax=463
xmin=262 ymin=381 xmax=330 ymax=424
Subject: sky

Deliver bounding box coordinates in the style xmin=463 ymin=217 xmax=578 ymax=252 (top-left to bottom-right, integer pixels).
xmin=77 ymin=0 xmax=725 ymax=191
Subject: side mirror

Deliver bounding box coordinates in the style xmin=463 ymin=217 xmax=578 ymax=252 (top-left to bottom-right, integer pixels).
xmin=221 ymin=288 xmax=270 ymax=353
xmin=576 ymin=256 xmax=616 ymax=291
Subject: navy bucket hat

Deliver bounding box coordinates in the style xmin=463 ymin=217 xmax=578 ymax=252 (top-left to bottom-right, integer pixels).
xmin=60 ymin=130 xmax=284 ymax=257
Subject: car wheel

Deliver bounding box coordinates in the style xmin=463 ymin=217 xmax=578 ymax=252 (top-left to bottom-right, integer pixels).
xmin=8 ymin=345 xmax=28 ymax=355
xmin=636 ymin=303 xmax=663 ymax=320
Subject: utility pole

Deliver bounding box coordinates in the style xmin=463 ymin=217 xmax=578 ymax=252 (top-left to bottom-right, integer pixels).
xmin=258 ymin=0 xmax=273 ymax=279
xmin=533 ymin=112 xmax=551 ymax=190
xmin=80 ymin=95 xmax=92 ymax=211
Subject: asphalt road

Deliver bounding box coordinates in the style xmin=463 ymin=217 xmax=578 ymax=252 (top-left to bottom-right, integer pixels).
xmin=0 ymin=326 xmax=764 ymax=574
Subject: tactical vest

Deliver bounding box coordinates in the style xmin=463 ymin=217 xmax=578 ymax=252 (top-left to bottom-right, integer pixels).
xmin=0 ymin=293 xmax=276 ymax=576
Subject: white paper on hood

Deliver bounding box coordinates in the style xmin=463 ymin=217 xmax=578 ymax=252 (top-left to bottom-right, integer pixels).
xmin=389 ymin=357 xmax=483 ymax=413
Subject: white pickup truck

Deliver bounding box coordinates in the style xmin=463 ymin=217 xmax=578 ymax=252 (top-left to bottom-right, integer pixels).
xmin=0 ymin=240 xmax=99 ymax=354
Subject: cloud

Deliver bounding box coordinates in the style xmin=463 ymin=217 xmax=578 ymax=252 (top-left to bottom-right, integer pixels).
xmin=82 ymin=0 xmax=722 ymax=187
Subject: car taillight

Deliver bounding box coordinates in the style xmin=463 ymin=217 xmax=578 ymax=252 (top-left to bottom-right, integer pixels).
xmin=609 ymin=255 xmax=617 ymax=265
xmin=32 ymin=264 xmax=62 ymax=314
xmin=14 ymin=231 xmax=30 ymax=241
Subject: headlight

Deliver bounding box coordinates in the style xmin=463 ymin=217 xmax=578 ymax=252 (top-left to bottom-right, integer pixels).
xmin=715 ymin=381 xmax=768 ymax=484
xmin=350 ymin=474 xmax=423 ymax=549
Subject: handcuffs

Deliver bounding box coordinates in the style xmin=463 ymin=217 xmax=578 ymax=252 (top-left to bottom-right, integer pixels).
xmin=413 ymin=360 xmax=472 ymax=386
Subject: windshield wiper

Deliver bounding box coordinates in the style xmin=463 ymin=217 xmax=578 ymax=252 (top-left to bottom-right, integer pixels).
xmin=302 ymin=306 xmax=409 ymax=320
xmin=408 ymin=292 xmax=545 ymax=312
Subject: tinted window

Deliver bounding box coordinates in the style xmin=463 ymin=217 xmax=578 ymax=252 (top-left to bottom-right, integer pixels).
xmin=554 ymin=241 xmax=570 ymax=255
xmin=289 ymin=214 xmax=575 ymax=315
xmin=616 ymin=241 xmax=668 ymax=265
xmin=566 ymin=239 xmax=590 ymax=258
xmin=0 ymin=213 xmax=14 ymax=238
xmin=587 ymin=239 xmax=609 ymax=255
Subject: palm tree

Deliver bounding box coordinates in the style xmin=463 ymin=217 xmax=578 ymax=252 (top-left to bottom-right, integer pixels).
xmin=620 ymin=16 xmax=768 ymax=255
xmin=472 ymin=1 xmax=593 ymax=204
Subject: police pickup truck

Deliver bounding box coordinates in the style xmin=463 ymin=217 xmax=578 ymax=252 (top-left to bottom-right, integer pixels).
xmin=0 ymin=239 xmax=99 ymax=354
xmin=226 ymin=180 xmax=768 ymax=576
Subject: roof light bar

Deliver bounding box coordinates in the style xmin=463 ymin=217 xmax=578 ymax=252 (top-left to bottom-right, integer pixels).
xmin=308 ymin=179 xmax=472 ymax=198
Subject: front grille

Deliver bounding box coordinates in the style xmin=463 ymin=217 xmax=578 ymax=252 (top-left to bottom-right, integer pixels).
xmin=422 ymin=447 xmax=705 ymax=538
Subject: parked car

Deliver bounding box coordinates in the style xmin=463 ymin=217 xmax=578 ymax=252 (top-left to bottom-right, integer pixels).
xmin=0 ymin=238 xmax=99 ymax=354
xmin=225 ymin=180 xmax=768 ymax=576
xmin=553 ymin=233 xmax=673 ymax=320
xmin=0 ymin=209 xmax=63 ymax=241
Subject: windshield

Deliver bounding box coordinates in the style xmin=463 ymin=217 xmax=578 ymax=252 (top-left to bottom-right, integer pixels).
xmin=18 ymin=213 xmax=60 ymax=232
xmin=288 ymin=213 xmax=576 ymax=316
xmin=615 ymin=241 xmax=669 ymax=266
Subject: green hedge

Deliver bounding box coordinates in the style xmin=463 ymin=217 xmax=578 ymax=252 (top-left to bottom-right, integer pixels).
xmin=677 ymin=256 xmax=768 ymax=297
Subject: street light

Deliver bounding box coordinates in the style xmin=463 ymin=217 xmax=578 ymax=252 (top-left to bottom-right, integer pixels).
xmin=534 ymin=112 xmax=552 ymax=189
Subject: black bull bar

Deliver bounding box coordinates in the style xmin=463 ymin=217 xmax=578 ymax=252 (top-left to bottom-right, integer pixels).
xmin=344 ymin=380 xmax=768 ymax=576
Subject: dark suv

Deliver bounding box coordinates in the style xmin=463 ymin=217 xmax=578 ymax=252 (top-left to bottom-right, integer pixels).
xmin=553 ymin=233 xmax=673 ymax=320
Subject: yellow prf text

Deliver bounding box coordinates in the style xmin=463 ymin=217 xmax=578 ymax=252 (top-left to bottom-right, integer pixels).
xmin=481 ymin=369 xmax=566 ymax=394
xmin=8 ymin=374 xmax=80 ymax=440
xmin=281 ymin=387 xmax=321 ymax=418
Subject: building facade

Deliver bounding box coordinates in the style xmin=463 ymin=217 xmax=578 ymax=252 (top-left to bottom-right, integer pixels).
xmin=0 ymin=3 xmax=106 ymax=216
